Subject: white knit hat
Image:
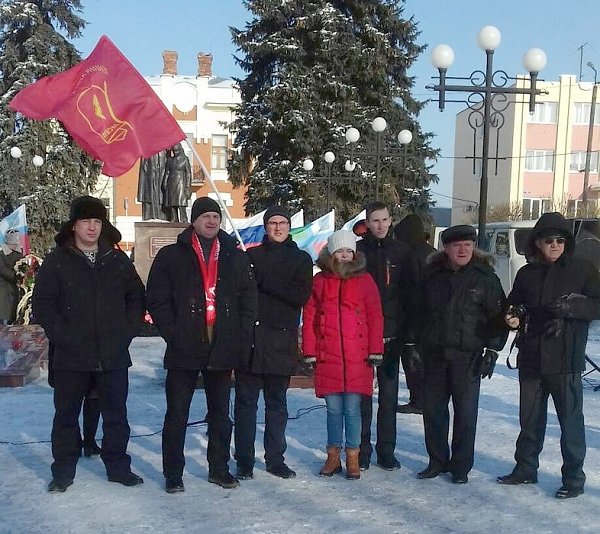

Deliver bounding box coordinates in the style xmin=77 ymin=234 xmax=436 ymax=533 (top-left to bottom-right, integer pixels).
xmin=327 ymin=230 xmax=356 ymax=254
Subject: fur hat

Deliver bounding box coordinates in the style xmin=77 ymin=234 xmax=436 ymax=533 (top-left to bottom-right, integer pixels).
xmin=55 ymin=195 xmax=121 ymax=247
xmin=191 ymin=197 xmax=221 ymax=223
xmin=263 ymin=206 xmax=291 ymax=226
xmin=327 ymin=230 xmax=356 ymax=254
xmin=441 ymin=225 xmax=476 ymax=245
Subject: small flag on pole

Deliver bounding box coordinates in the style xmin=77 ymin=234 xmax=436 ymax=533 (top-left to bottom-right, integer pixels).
xmin=291 ymin=210 xmax=335 ymax=261
xmin=9 ymin=36 xmax=185 ymax=177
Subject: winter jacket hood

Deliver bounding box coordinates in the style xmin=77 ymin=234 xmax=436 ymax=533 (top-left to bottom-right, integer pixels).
xmin=393 ymin=214 xmax=426 ymax=248
xmin=525 ymin=212 xmax=575 ymax=260
xmin=316 ymin=247 xmax=367 ymax=278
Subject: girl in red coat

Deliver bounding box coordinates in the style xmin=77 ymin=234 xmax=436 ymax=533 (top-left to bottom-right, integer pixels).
xmin=303 ymin=230 xmax=384 ymax=479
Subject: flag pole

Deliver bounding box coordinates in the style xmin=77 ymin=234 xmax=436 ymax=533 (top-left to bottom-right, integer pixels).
xmin=184 ymin=139 xmax=247 ymax=252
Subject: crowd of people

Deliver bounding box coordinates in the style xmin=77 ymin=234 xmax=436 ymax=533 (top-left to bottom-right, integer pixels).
xmin=30 ymin=195 xmax=599 ymax=501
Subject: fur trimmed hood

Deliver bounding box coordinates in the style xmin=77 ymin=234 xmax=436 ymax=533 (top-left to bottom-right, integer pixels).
xmin=316 ymin=247 xmax=367 ymax=278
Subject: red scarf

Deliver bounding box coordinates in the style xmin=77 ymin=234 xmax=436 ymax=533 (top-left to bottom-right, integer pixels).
xmin=192 ymin=234 xmax=220 ymax=326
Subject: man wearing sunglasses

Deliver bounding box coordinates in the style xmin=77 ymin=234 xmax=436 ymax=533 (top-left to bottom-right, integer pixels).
xmin=498 ymin=212 xmax=600 ymax=499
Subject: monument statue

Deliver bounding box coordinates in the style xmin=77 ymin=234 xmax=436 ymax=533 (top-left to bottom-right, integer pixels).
xmin=162 ymin=143 xmax=192 ymax=223
xmin=138 ymin=150 xmax=167 ymax=220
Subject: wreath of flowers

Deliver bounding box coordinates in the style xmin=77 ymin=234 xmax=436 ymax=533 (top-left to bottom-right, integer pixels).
xmin=14 ymin=254 xmax=43 ymax=325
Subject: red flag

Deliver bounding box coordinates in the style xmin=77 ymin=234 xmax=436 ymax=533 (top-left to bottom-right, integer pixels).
xmin=9 ymin=36 xmax=185 ymax=177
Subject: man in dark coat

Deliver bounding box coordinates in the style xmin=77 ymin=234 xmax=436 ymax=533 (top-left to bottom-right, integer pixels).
xmin=234 ymin=206 xmax=313 ymax=480
xmin=417 ymin=225 xmax=507 ymax=484
xmin=393 ymin=214 xmax=436 ymax=414
xmin=358 ymin=201 xmax=419 ymax=471
xmin=32 ymin=196 xmax=145 ymax=492
xmin=146 ymin=197 xmax=257 ymax=492
xmin=498 ymin=212 xmax=600 ymax=499
xmin=0 ymin=228 xmax=23 ymax=323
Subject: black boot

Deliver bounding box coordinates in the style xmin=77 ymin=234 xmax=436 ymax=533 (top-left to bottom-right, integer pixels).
xmin=165 ymin=476 xmax=185 ymax=493
xmin=497 ymin=471 xmax=537 ymax=485
xmin=555 ymin=486 xmax=584 ymax=499
xmin=48 ymin=478 xmax=73 ymax=493
xmin=266 ymin=463 xmax=296 ymax=479
xmin=417 ymin=465 xmax=448 ymax=479
xmin=208 ymin=471 xmax=240 ymax=489
xmin=108 ymin=471 xmax=144 ymax=486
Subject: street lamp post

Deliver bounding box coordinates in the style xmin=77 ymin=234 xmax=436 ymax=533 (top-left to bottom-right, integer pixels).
xmin=9 ymin=146 xmax=44 ymax=210
xmin=429 ymin=26 xmax=547 ymax=247
xmin=582 ymin=61 xmax=598 ymax=216
xmin=303 ymin=150 xmax=336 ymax=211
xmin=345 ymin=118 xmax=413 ymax=201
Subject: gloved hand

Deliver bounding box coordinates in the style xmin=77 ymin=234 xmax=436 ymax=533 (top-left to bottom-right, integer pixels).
xmin=544 ymin=298 xmax=572 ymax=319
xmin=304 ymin=356 xmax=317 ymax=369
xmin=545 ymin=318 xmax=563 ymax=338
xmin=403 ymin=343 xmax=422 ymax=373
xmin=367 ymin=354 xmax=383 ymax=367
xmin=480 ymin=349 xmax=499 ymax=379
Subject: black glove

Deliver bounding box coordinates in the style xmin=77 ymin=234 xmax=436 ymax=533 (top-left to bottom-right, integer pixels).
xmin=367 ymin=354 xmax=383 ymax=367
xmin=544 ymin=298 xmax=572 ymax=319
xmin=403 ymin=344 xmax=422 ymax=373
xmin=304 ymin=356 xmax=316 ymax=369
xmin=545 ymin=318 xmax=563 ymax=338
xmin=480 ymin=349 xmax=499 ymax=379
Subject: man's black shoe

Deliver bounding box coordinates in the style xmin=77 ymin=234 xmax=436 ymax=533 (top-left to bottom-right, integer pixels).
xmin=236 ymin=466 xmax=254 ymax=480
xmin=376 ymin=457 xmax=401 ymax=471
xmin=359 ymin=455 xmax=370 ymax=471
xmin=417 ymin=466 xmax=447 ymax=479
xmin=555 ymin=486 xmax=584 ymax=499
xmin=396 ymin=402 xmax=423 ymax=415
xmin=208 ymin=471 xmax=240 ymax=489
xmin=451 ymin=473 xmax=468 ymax=484
xmin=108 ymin=471 xmax=144 ymax=486
xmin=83 ymin=440 xmax=102 ymax=458
xmin=266 ymin=464 xmax=296 ymax=479
xmin=165 ymin=476 xmax=185 ymax=493
xmin=48 ymin=478 xmax=73 ymax=493
xmin=497 ymin=472 xmax=537 ymax=485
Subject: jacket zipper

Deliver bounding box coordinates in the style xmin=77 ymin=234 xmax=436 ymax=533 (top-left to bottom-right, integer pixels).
xmin=338 ymin=279 xmax=346 ymax=390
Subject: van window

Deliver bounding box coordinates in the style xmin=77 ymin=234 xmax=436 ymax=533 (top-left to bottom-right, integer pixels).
xmin=515 ymin=229 xmax=531 ymax=255
xmin=495 ymin=232 xmax=509 ymax=256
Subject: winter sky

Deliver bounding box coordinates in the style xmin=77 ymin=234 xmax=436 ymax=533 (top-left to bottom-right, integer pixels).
xmin=73 ymin=0 xmax=600 ymax=209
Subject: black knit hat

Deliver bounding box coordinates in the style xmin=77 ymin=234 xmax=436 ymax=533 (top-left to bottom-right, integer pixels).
xmin=441 ymin=225 xmax=477 ymax=245
xmin=69 ymin=195 xmax=108 ymax=222
xmin=263 ymin=206 xmax=291 ymax=226
xmin=191 ymin=197 xmax=221 ymax=223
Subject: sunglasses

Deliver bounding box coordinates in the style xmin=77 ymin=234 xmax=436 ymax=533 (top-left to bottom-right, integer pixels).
xmin=543 ymin=237 xmax=566 ymax=245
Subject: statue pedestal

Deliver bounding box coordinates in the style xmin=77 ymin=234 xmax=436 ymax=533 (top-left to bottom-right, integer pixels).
xmin=134 ymin=221 xmax=188 ymax=285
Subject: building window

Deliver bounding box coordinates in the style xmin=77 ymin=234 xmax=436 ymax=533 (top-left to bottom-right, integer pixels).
xmin=567 ymin=199 xmax=598 ymax=216
xmin=211 ymin=135 xmax=228 ymax=170
xmin=528 ymin=102 xmax=558 ymax=124
xmin=523 ymin=198 xmax=551 ymax=220
xmin=525 ymin=150 xmax=554 ymax=172
xmin=573 ymin=102 xmax=600 ymax=125
xmin=570 ymin=151 xmax=599 ymax=173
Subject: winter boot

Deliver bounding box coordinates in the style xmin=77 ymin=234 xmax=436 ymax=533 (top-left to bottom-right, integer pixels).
xmin=345 ymin=448 xmax=360 ymax=480
xmin=319 ymin=446 xmax=342 ymax=477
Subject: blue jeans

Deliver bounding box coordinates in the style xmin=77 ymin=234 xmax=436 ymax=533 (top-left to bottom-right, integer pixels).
xmin=325 ymin=393 xmax=362 ymax=449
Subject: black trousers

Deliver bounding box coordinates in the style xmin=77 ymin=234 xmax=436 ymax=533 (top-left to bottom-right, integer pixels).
xmin=422 ymin=356 xmax=481 ymax=477
xmin=400 ymin=349 xmax=424 ymax=407
xmin=360 ymin=340 xmax=400 ymax=462
xmin=51 ymin=369 xmax=131 ymax=481
xmin=162 ymin=369 xmax=233 ymax=478
xmin=82 ymin=376 xmax=101 ymax=445
xmin=513 ymin=370 xmax=586 ymax=490
xmin=234 ymin=370 xmax=290 ymax=469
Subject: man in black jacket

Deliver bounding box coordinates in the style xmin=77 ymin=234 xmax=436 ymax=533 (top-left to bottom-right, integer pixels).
xmin=393 ymin=214 xmax=436 ymax=414
xmin=146 ymin=197 xmax=257 ymax=492
xmin=234 ymin=207 xmax=313 ymax=480
xmin=417 ymin=225 xmax=507 ymax=484
xmin=33 ymin=196 xmax=145 ymax=493
xmin=358 ymin=201 xmax=419 ymax=471
xmin=498 ymin=212 xmax=600 ymax=499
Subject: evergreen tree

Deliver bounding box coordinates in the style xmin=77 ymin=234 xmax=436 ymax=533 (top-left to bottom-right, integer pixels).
xmin=0 ymin=0 xmax=100 ymax=253
xmin=230 ymin=0 xmax=437 ymax=222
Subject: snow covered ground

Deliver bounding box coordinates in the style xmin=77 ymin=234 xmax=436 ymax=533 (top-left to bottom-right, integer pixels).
xmin=1 ymin=334 xmax=599 ymax=534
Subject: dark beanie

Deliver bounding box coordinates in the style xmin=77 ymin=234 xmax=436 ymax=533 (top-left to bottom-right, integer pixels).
xmin=441 ymin=224 xmax=477 ymax=245
xmin=263 ymin=206 xmax=291 ymax=226
xmin=69 ymin=196 xmax=107 ymax=222
xmin=191 ymin=197 xmax=221 ymax=222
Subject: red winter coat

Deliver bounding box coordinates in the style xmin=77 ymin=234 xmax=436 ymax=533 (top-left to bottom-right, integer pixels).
xmin=302 ymin=251 xmax=384 ymax=397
